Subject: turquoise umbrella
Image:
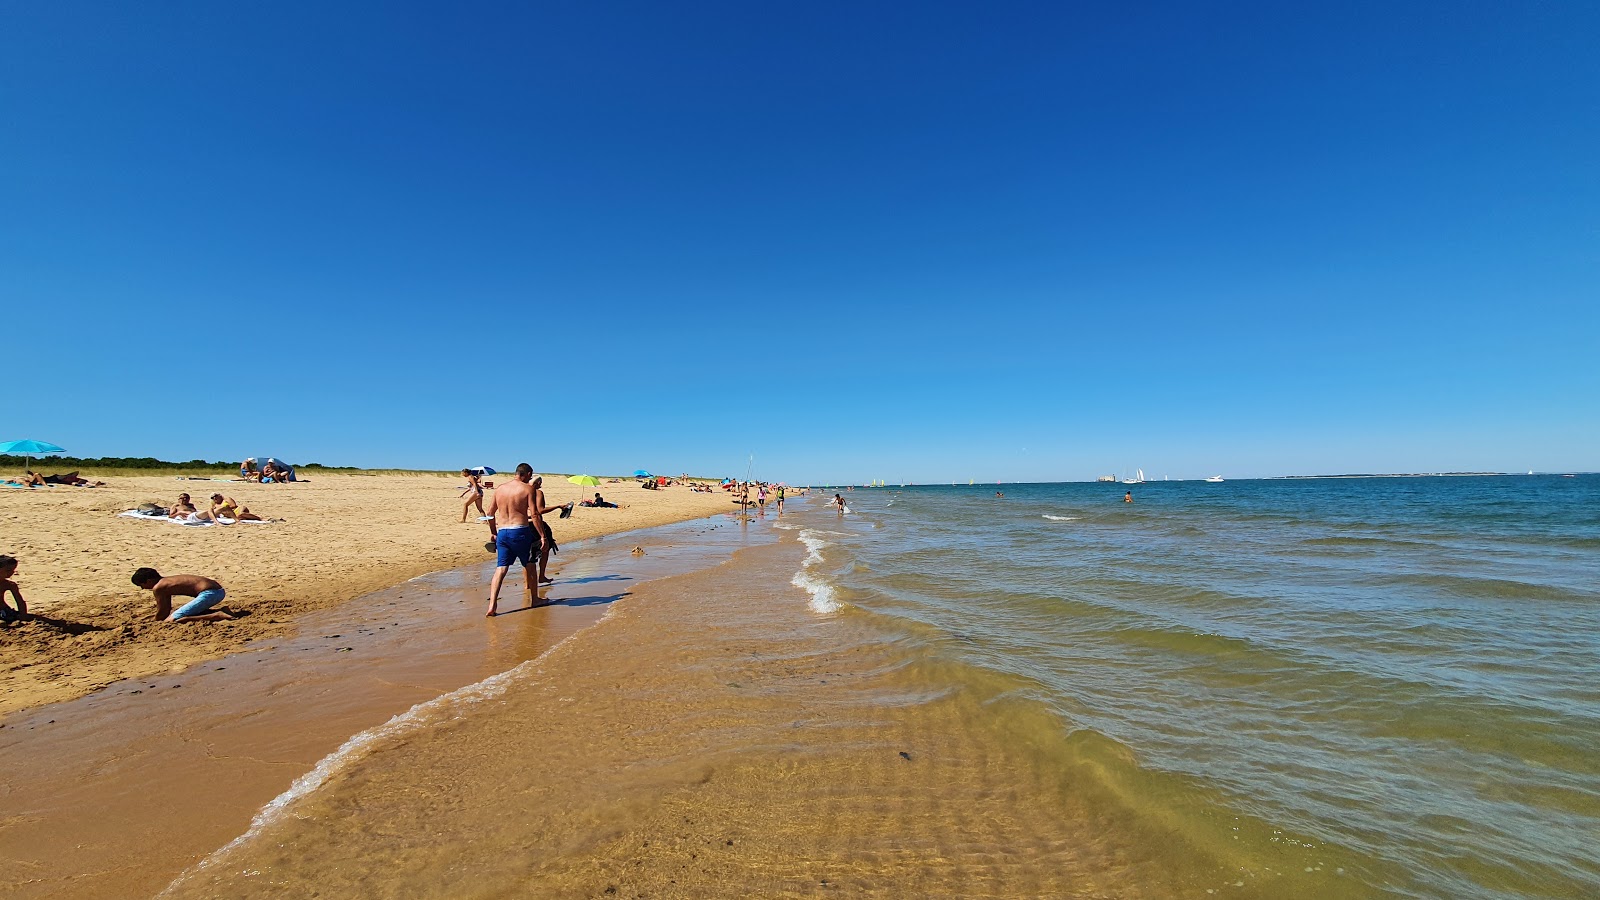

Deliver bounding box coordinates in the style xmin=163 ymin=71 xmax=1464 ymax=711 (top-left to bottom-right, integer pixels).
xmin=0 ymin=439 xmax=65 ymax=470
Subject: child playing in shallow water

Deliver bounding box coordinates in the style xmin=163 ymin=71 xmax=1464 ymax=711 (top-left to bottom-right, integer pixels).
xmin=0 ymin=555 xmax=28 ymax=625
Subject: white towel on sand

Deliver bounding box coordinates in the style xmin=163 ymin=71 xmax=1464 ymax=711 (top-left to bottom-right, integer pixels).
xmin=118 ymin=510 xmax=271 ymax=526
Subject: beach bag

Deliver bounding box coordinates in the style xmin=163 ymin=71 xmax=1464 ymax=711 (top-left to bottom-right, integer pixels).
xmin=137 ymin=502 xmax=165 ymax=516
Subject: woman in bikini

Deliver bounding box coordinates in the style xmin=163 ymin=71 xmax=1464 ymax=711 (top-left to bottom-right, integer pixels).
xmin=210 ymin=494 xmax=262 ymax=523
xmin=460 ymin=469 xmax=486 ymax=522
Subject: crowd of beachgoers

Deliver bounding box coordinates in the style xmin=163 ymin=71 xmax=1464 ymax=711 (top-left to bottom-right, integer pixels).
xmin=0 ymin=460 xmax=799 ymax=635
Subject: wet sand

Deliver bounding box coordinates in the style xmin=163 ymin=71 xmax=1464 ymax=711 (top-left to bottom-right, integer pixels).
xmin=156 ymin=514 xmax=1221 ymax=899
xmin=0 ymin=516 xmax=762 ymax=899
xmin=0 ymin=472 xmax=734 ymax=716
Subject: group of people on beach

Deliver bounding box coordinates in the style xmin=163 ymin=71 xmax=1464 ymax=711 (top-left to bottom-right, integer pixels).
xmin=161 ymin=492 xmax=265 ymax=524
xmin=730 ymin=480 xmax=786 ymax=515
xmin=238 ymin=458 xmax=295 ymax=483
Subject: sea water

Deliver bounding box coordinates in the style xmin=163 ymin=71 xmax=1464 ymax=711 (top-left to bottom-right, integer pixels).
xmin=815 ymin=476 xmax=1600 ymax=897
xmin=168 ymin=477 xmax=1600 ymax=898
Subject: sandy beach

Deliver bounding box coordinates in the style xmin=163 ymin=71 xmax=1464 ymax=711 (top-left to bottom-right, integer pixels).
xmin=0 ymin=471 xmax=733 ymax=718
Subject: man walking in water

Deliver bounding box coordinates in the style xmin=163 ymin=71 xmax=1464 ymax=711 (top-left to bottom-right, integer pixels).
xmin=485 ymin=463 xmax=543 ymax=617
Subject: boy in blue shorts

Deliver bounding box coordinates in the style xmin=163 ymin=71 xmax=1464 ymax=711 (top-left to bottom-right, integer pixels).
xmin=131 ymin=568 xmax=235 ymax=623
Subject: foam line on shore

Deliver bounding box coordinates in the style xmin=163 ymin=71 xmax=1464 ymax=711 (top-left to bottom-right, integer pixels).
xmin=159 ymin=608 xmax=612 ymax=895
xmin=792 ymin=528 xmax=841 ymax=614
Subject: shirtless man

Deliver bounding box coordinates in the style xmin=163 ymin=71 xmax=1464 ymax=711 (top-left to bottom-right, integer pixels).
xmin=530 ymin=477 xmax=574 ymax=586
xmin=484 ymin=463 xmax=543 ymax=617
xmin=130 ymin=568 xmax=235 ymax=623
xmin=168 ymin=493 xmax=199 ymax=520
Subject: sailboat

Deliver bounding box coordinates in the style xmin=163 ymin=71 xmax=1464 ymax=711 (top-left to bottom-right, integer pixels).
xmin=1205 ymin=475 xmax=1224 ymax=483
xmin=1121 ymin=469 xmax=1145 ymax=485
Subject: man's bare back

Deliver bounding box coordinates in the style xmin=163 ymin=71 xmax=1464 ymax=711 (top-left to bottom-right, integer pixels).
xmin=488 ymin=477 xmax=536 ymax=529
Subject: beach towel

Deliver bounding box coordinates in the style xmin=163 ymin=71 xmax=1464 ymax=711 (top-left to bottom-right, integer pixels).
xmin=118 ymin=510 xmax=272 ymax=526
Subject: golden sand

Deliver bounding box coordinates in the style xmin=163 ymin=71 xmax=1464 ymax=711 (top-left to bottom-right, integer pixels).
xmin=0 ymin=472 xmax=732 ymax=718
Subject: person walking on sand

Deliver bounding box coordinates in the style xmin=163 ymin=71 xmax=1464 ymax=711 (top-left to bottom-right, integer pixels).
xmin=530 ymin=476 xmax=574 ymax=586
xmin=459 ymin=468 xmax=486 ymax=522
xmin=0 ymin=555 xmax=28 ymax=625
xmin=130 ymin=568 xmax=235 ymax=623
xmin=775 ymin=484 xmax=785 ymax=513
xmin=485 ymin=463 xmax=543 ymax=617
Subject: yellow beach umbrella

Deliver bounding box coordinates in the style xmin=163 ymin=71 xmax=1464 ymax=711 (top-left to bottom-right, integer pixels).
xmin=567 ymin=474 xmax=601 ymax=487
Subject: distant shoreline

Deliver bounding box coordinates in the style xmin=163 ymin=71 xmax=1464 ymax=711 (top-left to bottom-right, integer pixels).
xmin=1270 ymin=472 xmax=1564 ymax=480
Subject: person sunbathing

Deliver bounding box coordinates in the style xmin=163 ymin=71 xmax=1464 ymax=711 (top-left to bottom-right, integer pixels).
xmin=168 ymin=493 xmax=199 ymax=519
xmin=44 ymin=472 xmax=103 ymax=486
xmin=580 ymin=492 xmax=619 ymax=508
xmin=17 ymin=472 xmax=47 ymax=487
xmin=209 ymin=494 xmax=262 ymax=523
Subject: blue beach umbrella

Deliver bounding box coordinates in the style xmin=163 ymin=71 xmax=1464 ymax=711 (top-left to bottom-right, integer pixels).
xmin=0 ymin=439 xmax=66 ymax=470
xmin=633 ymin=469 xmax=652 ymax=477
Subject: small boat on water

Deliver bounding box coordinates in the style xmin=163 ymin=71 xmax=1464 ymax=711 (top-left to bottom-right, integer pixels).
xmin=1205 ymin=475 xmax=1224 ymax=483
xmin=1122 ymin=469 xmax=1145 ymax=485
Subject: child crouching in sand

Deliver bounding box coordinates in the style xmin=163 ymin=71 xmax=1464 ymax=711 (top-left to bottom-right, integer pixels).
xmin=131 ymin=568 xmax=236 ymax=623
xmin=0 ymin=555 xmax=28 ymax=625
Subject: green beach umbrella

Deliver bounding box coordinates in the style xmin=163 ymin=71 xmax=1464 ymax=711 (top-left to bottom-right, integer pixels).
xmin=568 ymin=474 xmax=602 ymax=487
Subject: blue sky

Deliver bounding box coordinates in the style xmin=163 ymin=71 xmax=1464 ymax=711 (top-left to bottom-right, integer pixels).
xmin=3 ymin=2 xmax=1595 ymax=482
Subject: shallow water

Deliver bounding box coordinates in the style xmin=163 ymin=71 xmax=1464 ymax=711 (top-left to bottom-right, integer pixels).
xmin=164 ymin=477 xmax=1599 ymax=898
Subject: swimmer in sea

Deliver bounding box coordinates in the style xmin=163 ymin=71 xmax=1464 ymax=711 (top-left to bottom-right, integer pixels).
xmin=1124 ymin=491 xmax=1133 ymax=503
xmin=834 ymin=493 xmax=845 ymax=515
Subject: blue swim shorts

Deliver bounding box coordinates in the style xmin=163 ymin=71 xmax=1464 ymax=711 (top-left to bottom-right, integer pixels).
xmin=170 ymin=587 xmax=225 ymax=621
xmin=495 ymin=526 xmax=539 ymax=568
